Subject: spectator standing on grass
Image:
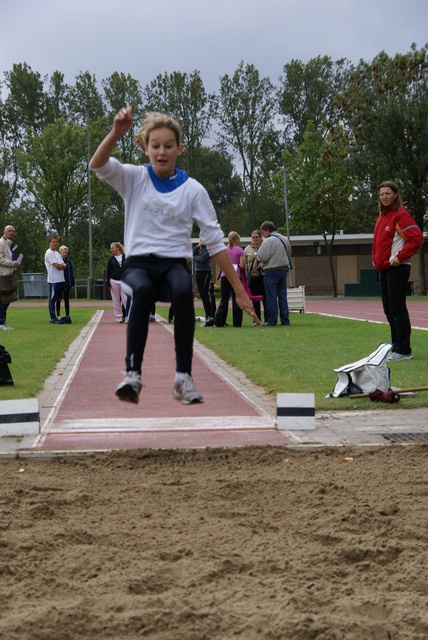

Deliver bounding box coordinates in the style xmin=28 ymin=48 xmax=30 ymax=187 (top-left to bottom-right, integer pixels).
xmin=90 ymin=107 xmax=258 ymax=405
xmin=206 ymin=231 xmax=245 ymax=328
xmin=244 ymin=229 xmax=265 ymax=322
xmin=372 ymin=181 xmax=423 ymax=361
xmin=44 ymin=234 xmax=66 ymax=324
xmin=56 ymin=245 xmax=75 ymax=322
xmin=107 ymin=242 xmax=128 ymax=323
xmin=193 ymin=239 xmax=215 ymax=325
xmin=0 ymin=225 xmax=21 ymax=331
xmin=257 ymin=221 xmax=291 ymax=326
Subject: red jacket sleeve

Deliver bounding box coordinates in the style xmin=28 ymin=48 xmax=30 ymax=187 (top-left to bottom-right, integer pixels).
xmin=394 ymin=209 xmax=423 ymax=263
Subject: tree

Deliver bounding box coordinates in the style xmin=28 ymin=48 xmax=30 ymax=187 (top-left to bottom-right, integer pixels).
xmin=1 ymin=63 xmax=47 ymax=211
xmin=144 ymin=70 xmax=215 ymax=176
xmin=216 ymin=61 xmax=283 ymax=226
xmin=3 ymin=62 xmax=47 ymax=132
xmin=0 ymin=99 xmax=13 ymax=216
xmin=45 ymin=71 xmax=70 ymax=124
xmin=103 ymin=72 xmax=144 ymax=165
xmin=189 ymin=145 xmax=243 ymax=232
xmin=281 ymin=121 xmax=356 ymax=296
xmin=278 ymin=56 xmax=349 ymax=150
xmin=335 ymin=44 xmax=428 ymax=294
xmin=18 ymin=118 xmax=88 ymax=241
xmin=68 ymin=71 xmax=105 ymax=125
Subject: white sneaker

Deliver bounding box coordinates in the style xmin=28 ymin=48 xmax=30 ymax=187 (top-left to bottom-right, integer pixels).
xmin=116 ymin=317 xmax=124 ymax=323
xmin=173 ymin=373 xmax=203 ymax=404
xmin=387 ymin=352 xmax=413 ymax=361
xmin=115 ymin=371 xmax=143 ymax=403
xmin=149 ymin=314 xmax=156 ymax=322
xmin=0 ymin=323 xmax=13 ymax=330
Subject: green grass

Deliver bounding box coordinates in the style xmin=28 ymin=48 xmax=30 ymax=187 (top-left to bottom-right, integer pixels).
xmin=2 ymin=302 xmax=428 ymax=413
xmin=158 ymin=305 xmax=428 ymax=411
xmin=1 ymin=306 xmax=97 ymax=400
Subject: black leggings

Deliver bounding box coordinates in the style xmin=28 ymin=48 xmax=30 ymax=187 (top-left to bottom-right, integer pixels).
xmin=195 ymin=270 xmax=212 ymax=318
xmin=379 ymin=264 xmax=412 ymax=354
xmin=56 ymin=287 xmax=70 ymax=317
xmin=213 ymin=275 xmax=242 ymax=327
xmin=121 ymin=258 xmax=195 ymax=375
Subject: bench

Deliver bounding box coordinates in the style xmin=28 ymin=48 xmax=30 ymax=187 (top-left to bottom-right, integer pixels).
xmin=287 ymin=286 xmax=305 ymax=313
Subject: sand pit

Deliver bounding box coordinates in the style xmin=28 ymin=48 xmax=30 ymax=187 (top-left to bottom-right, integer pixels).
xmin=1 ymin=444 xmax=428 ymax=639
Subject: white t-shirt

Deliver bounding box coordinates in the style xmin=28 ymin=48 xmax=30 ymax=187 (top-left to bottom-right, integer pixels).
xmin=44 ymin=248 xmax=65 ymax=284
xmin=92 ymin=159 xmax=225 ymax=260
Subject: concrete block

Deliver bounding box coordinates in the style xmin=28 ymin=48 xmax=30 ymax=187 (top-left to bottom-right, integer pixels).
xmin=277 ymin=393 xmax=315 ymax=430
xmin=0 ymin=399 xmax=40 ymax=436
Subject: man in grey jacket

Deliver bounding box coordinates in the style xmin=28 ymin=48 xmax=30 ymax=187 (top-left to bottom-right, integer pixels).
xmin=257 ymin=221 xmax=291 ymax=326
xmin=0 ymin=225 xmax=21 ymax=330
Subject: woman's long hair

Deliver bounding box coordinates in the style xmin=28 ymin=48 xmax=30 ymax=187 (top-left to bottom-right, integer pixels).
xmin=378 ymin=181 xmax=403 ymax=214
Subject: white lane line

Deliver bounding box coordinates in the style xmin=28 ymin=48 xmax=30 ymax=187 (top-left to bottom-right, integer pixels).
xmin=35 ymin=310 xmax=104 ymax=447
xmin=47 ymin=415 xmax=277 ymax=433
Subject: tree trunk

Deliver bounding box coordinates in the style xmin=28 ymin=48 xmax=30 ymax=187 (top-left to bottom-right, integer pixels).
xmin=324 ymin=238 xmax=337 ymax=297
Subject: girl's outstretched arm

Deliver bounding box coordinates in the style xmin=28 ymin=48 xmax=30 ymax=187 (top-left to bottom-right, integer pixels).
xmin=90 ymin=106 xmax=133 ymax=169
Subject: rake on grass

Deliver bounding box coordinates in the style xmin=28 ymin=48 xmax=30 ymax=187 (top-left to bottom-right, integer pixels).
xmin=349 ymin=386 xmax=428 ymax=404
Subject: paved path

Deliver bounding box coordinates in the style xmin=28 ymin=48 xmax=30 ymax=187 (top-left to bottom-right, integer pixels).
xmin=2 ymin=298 xmax=428 ymax=456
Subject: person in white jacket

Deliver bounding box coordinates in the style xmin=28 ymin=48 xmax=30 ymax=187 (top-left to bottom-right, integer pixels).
xmin=90 ymin=107 xmax=259 ymax=405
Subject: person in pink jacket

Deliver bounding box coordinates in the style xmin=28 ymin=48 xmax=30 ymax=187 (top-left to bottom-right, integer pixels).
xmin=372 ymin=181 xmax=423 ymax=361
xmin=205 ymin=231 xmax=246 ymax=327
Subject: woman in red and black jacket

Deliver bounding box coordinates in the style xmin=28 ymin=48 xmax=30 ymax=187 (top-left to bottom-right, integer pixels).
xmin=372 ymin=181 xmax=423 ymax=361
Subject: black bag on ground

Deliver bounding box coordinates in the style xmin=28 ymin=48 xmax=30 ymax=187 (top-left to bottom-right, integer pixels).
xmin=0 ymin=345 xmax=14 ymax=386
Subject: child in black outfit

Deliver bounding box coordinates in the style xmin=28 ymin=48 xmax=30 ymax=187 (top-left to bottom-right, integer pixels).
xmin=56 ymin=245 xmax=75 ymax=322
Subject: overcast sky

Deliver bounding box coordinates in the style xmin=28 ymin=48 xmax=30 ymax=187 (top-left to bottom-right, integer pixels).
xmin=1 ymin=0 xmax=427 ymax=98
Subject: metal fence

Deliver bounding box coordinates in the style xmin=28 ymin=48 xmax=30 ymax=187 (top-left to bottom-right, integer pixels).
xmin=16 ymin=274 xmax=112 ymax=300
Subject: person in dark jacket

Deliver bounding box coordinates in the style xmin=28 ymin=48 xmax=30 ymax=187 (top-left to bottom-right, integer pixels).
xmin=107 ymin=242 xmax=128 ymax=323
xmin=193 ymin=239 xmax=215 ymax=324
xmin=372 ymin=181 xmax=423 ymax=361
xmin=56 ymin=245 xmax=75 ymax=321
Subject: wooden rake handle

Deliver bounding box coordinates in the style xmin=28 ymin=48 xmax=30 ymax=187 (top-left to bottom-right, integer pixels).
xmin=349 ymin=386 xmax=428 ymax=399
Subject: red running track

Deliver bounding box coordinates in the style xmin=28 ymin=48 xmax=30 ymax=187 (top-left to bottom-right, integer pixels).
xmin=305 ymin=299 xmax=428 ymax=330
xmin=37 ymin=312 xmax=290 ymax=451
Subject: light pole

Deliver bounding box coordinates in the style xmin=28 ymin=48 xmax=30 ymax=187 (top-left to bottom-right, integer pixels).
xmin=87 ymin=106 xmax=93 ymax=298
xmin=283 ymin=167 xmax=293 ymax=287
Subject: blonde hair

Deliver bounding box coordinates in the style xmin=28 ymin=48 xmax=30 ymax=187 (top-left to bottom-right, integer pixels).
xmin=59 ymin=245 xmax=68 ymax=253
xmin=228 ymin=231 xmax=241 ymax=247
xmin=135 ymin=112 xmax=181 ymax=150
xmin=111 ymin=242 xmax=125 ymax=254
